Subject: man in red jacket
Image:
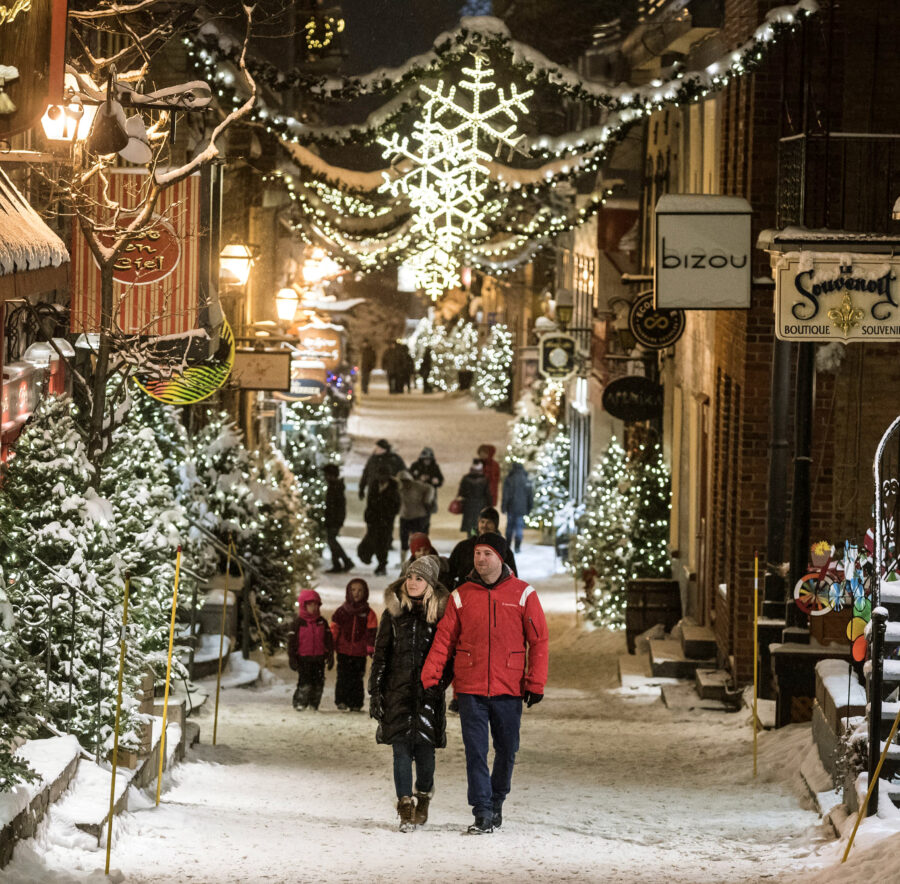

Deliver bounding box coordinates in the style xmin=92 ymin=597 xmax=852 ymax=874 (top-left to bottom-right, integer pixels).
xmin=421 ymin=532 xmax=548 ymax=834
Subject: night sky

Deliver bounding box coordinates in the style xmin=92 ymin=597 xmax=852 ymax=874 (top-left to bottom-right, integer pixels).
xmin=338 ymin=0 xmax=474 ymax=73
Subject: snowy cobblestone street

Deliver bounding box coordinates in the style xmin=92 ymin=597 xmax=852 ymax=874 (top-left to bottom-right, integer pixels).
xmin=0 ymin=380 xmax=855 ymax=883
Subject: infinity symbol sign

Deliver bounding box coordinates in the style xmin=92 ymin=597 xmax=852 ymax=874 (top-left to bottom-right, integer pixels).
xmin=643 ymin=315 xmax=670 ymax=330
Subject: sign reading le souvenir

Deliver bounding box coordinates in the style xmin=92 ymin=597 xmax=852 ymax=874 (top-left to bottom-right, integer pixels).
xmin=601 ymin=376 xmax=663 ymax=422
xmin=628 ymin=291 xmax=685 ymax=349
xmin=538 ymin=333 xmax=576 ymax=380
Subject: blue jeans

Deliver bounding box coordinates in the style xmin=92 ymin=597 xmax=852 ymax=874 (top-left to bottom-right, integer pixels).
xmin=457 ymin=693 xmax=522 ymax=818
xmin=505 ymin=514 xmax=525 ymax=551
xmin=392 ymin=742 xmax=436 ymax=798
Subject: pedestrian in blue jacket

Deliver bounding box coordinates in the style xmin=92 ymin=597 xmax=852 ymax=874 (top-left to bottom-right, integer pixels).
xmin=501 ymin=462 xmax=534 ymax=554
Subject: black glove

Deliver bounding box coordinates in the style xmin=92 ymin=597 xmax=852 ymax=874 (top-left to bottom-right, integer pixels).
xmin=523 ymin=691 xmax=543 ymax=708
xmin=423 ymin=685 xmax=442 ymax=707
xmin=359 ymin=489 xmax=365 ymax=500
xmin=326 ymin=653 xmax=334 ymax=671
xmin=370 ymin=697 xmax=383 ymax=721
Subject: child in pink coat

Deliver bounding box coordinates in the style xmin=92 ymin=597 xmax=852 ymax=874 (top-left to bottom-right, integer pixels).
xmin=287 ymin=589 xmax=334 ymax=710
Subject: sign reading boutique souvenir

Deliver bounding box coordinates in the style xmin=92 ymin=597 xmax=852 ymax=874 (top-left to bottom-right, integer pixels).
xmin=654 ymin=195 xmax=752 ymax=309
xmin=538 ymin=333 xmax=576 ymax=380
xmin=628 ymin=291 xmax=685 ymax=349
xmin=774 ymin=253 xmax=900 ymax=341
xmin=0 ymin=0 xmax=67 ymax=140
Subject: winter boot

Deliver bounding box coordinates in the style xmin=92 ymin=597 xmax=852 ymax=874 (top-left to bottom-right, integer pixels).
xmin=413 ymin=788 xmax=433 ymax=825
xmin=293 ymin=684 xmax=310 ymax=710
xmin=397 ymin=796 xmax=416 ymax=832
xmin=467 ymin=815 xmax=494 ymax=834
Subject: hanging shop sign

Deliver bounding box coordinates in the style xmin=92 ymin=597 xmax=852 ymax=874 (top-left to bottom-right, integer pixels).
xmin=71 ymin=170 xmax=201 ymax=337
xmin=774 ymin=252 xmax=900 ymax=342
xmin=0 ymin=0 xmax=67 ymax=140
xmin=291 ymin=323 xmax=343 ymax=371
xmin=654 ymin=195 xmax=752 ymax=309
xmin=538 ymin=333 xmax=576 ymax=381
xmin=231 ymin=349 xmax=292 ymax=391
xmin=628 ymin=291 xmax=685 ymax=349
xmin=601 ymin=376 xmax=663 ymax=423
xmin=273 ymin=358 xmax=328 ymax=403
xmin=98 ymin=216 xmax=181 ymax=287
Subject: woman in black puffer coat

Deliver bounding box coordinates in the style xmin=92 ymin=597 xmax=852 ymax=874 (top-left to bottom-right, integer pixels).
xmin=369 ymin=555 xmax=452 ymax=831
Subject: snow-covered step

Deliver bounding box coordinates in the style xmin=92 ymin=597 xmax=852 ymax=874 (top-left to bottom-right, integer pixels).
xmin=649 ymin=639 xmax=715 ymax=679
xmin=878 ymin=579 xmax=900 ymax=607
xmin=695 ymin=668 xmax=730 ymax=701
xmin=661 ymin=682 xmax=732 ymax=712
xmin=681 ymin=625 xmax=717 ymax=660
xmin=189 ymin=633 xmax=234 ymax=679
xmin=617 ymin=653 xmax=681 ymax=693
xmin=0 ymin=736 xmax=81 ymax=868
xmin=52 ymin=756 xmax=132 ymax=841
xmin=195 ymin=653 xmax=260 ymax=690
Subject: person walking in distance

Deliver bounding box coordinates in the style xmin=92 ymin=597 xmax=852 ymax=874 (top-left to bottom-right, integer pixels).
xmin=477 ymin=444 xmax=501 ymax=506
xmin=360 ymin=339 xmax=376 ymax=395
xmin=323 ymin=463 xmax=353 ymax=573
xmin=369 ymin=555 xmax=453 ymax=831
xmin=359 ymin=439 xmax=405 ymax=501
xmin=501 ymin=461 xmax=534 ymax=555
xmin=455 ymin=459 xmax=491 ymax=537
xmin=447 ymin=506 xmax=517 ymax=590
xmin=331 ymin=578 xmax=377 ymax=711
xmin=421 ymin=533 xmax=548 ymax=834
xmin=395 ymin=470 xmax=435 ymax=556
xmin=363 ymin=474 xmax=400 ymax=576
xmin=410 ymin=446 xmax=443 ymax=533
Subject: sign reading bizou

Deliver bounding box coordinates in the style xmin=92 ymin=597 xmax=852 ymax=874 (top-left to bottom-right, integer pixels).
xmin=654 ymin=195 xmax=752 ymax=309
xmin=774 ymin=253 xmax=900 ymax=342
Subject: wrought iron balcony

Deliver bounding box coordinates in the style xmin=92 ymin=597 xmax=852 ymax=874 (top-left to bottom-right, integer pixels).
xmin=777 ymin=133 xmax=900 ymax=234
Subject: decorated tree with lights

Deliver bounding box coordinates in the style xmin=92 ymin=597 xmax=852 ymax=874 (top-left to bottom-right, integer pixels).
xmin=189 ymin=411 xmax=255 ymax=548
xmin=570 ymin=439 xmax=634 ymax=629
xmin=101 ymin=418 xmax=186 ymax=669
xmin=628 ymin=443 xmax=671 ymax=581
xmin=0 ymin=396 xmax=143 ymax=755
xmin=473 ymin=323 xmax=513 ymax=409
xmin=0 ymin=575 xmax=45 ymax=791
xmin=243 ymin=449 xmax=320 ymax=649
xmin=128 ymin=394 xmax=190 ymax=491
xmin=527 ymin=428 xmax=570 ymax=532
xmin=505 ymin=380 xmax=561 ymax=468
xmin=281 ymin=399 xmax=338 ymax=533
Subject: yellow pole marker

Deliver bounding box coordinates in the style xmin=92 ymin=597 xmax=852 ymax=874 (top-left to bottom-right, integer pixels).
xmin=155 ymin=546 xmax=182 ymax=806
xmin=842 ymin=702 xmax=900 ymax=862
xmin=105 ymin=573 xmax=130 ymax=875
xmin=753 ymin=552 xmax=759 ymax=778
xmin=212 ymin=540 xmax=232 ymax=746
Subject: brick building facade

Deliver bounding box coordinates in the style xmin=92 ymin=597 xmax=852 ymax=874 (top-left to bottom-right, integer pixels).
xmin=610 ymin=0 xmax=900 ymax=695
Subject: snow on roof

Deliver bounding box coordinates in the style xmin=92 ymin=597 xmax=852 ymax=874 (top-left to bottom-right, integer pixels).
xmin=0 ymin=167 xmax=69 ymax=275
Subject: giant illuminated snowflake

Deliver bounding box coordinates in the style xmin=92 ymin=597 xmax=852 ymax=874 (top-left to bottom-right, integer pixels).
xmin=378 ymin=53 xmax=533 ymax=298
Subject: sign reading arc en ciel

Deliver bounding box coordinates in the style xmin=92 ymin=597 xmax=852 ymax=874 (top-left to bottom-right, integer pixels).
xmin=773 ymin=252 xmax=900 ymax=342
xmin=654 ymin=194 xmax=752 ymax=310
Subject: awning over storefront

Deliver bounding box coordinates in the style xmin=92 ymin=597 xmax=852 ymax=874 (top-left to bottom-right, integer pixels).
xmin=0 ymin=166 xmax=69 ymax=299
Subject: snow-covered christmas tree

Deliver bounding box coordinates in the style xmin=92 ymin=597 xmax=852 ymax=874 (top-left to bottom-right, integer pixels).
xmin=527 ymin=428 xmax=570 ymax=531
xmin=570 ymin=439 xmax=634 ymax=629
xmin=281 ymin=399 xmax=338 ymax=532
xmin=189 ymin=411 xmax=254 ymax=547
xmin=628 ymin=443 xmax=671 ymax=580
xmin=102 ymin=417 xmax=185 ymax=671
xmin=0 ymin=573 xmax=45 ymax=791
xmin=0 ymin=396 xmax=143 ymax=755
xmin=504 ymin=381 xmax=555 ymax=469
xmin=243 ymin=448 xmax=320 ymax=649
xmin=472 ymin=323 xmax=513 ymax=410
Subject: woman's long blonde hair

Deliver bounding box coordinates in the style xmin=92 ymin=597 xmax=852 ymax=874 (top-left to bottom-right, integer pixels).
xmin=399 ymin=579 xmax=440 ymax=623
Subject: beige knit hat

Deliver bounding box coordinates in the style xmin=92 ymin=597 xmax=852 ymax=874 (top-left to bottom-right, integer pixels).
xmin=406 ymin=554 xmax=440 ymax=588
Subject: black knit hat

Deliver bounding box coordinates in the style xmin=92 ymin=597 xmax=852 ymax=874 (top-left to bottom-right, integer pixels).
xmin=478 ymin=506 xmax=500 ymax=527
xmin=474 ymin=532 xmax=507 ymax=561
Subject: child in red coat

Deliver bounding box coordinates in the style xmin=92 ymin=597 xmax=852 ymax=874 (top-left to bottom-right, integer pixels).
xmin=287 ymin=589 xmax=334 ymax=711
xmin=331 ymin=578 xmax=377 ymax=711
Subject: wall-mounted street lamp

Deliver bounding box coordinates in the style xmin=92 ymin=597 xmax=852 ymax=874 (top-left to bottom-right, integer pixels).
xmin=219 ymin=241 xmax=255 ymax=286
xmin=40 ymin=99 xmax=97 ymax=142
xmin=275 ymin=287 xmax=300 ymax=323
